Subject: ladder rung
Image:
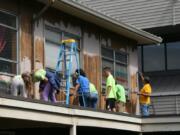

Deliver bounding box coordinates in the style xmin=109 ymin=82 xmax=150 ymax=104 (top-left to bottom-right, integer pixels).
xmin=62 ymin=50 xmax=72 ymax=53
xmin=66 ymin=53 xmax=76 ymax=56
xmin=58 ymin=70 xmax=70 ymax=74
xmin=58 ymin=59 xmax=70 ymax=62
xmin=61 ymin=79 xmax=68 ymax=82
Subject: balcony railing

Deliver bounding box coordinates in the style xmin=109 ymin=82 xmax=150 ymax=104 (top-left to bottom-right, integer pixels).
xmin=150 ymin=93 xmax=180 ymax=116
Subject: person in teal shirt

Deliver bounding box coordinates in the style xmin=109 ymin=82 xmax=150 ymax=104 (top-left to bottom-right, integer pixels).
xmin=116 ymin=84 xmax=126 ymax=112
xmin=89 ymin=83 xmax=98 ymax=108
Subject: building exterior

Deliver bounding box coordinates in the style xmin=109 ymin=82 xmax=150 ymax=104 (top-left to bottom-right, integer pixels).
xmin=0 ymin=0 xmax=179 ymax=135
xmin=75 ymin=0 xmax=180 ymax=116
xmin=0 ymin=0 xmax=161 ymax=112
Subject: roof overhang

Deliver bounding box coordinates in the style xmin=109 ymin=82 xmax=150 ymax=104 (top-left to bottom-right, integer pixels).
xmin=37 ymin=0 xmax=162 ymax=45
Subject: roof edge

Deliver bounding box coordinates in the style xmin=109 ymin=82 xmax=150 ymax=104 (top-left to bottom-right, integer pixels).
xmin=37 ymin=0 xmax=162 ymax=44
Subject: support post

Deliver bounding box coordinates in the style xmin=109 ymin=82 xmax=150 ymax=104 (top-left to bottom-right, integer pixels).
xmin=70 ymin=124 xmax=76 ymax=135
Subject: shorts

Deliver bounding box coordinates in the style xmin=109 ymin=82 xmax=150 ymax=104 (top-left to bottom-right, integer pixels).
xmin=116 ymin=101 xmax=126 ymax=112
xmin=106 ymin=98 xmax=116 ymax=110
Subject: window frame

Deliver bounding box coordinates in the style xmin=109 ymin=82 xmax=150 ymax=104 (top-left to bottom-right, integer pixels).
xmin=0 ymin=9 xmax=18 ymax=76
xmin=101 ymin=46 xmax=129 ymax=88
xmin=142 ymin=43 xmax=166 ymax=72
xmin=44 ymin=25 xmax=81 ymax=71
xmin=141 ymin=39 xmax=180 ymax=73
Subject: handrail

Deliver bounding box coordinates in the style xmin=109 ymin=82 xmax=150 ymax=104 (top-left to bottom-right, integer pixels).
xmin=150 ymin=93 xmax=180 ymax=116
xmin=151 ymin=93 xmax=180 ymax=97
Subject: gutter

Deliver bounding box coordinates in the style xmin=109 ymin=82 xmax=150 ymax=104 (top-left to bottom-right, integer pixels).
xmin=60 ymin=0 xmax=162 ymax=44
xmin=36 ymin=0 xmax=162 ymax=44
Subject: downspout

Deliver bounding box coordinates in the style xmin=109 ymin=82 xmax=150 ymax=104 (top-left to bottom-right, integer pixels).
xmin=31 ymin=0 xmax=56 ymax=98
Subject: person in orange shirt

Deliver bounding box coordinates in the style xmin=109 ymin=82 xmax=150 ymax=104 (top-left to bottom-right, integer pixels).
xmin=137 ymin=74 xmax=152 ymax=116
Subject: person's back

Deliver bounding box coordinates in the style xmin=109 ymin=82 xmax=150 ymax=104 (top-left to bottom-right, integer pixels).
xmin=89 ymin=83 xmax=98 ymax=108
xmin=11 ymin=75 xmax=24 ymax=95
xmin=116 ymin=84 xmax=126 ymax=112
xmin=75 ymin=69 xmax=90 ymax=107
xmin=33 ymin=69 xmax=46 ymax=82
xmin=140 ymin=83 xmax=152 ymax=105
xmin=90 ymin=83 xmax=98 ymax=94
xmin=11 ymin=73 xmax=30 ymax=98
xmin=116 ymin=84 xmax=126 ymax=103
xmin=33 ymin=69 xmax=58 ymax=103
xmin=76 ymin=75 xmax=89 ymax=93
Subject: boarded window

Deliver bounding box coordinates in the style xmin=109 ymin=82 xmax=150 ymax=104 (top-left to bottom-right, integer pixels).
xmin=0 ymin=11 xmax=17 ymax=74
xmin=102 ymin=47 xmax=128 ymax=89
xmin=44 ymin=26 xmax=80 ymax=73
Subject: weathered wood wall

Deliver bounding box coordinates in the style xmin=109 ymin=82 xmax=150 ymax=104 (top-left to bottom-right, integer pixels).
xmin=83 ymin=25 xmax=101 ymax=108
xmin=0 ymin=1 xmax=139 ymax=113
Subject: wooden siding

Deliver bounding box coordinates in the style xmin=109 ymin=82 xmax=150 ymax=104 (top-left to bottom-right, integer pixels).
xmin=82 ymin=25 xmax=102 ymax=108
xmin=20 ymin=3 xmax=33 ymax=73
xmin=0 ymin=1 xmax=139 ymax=112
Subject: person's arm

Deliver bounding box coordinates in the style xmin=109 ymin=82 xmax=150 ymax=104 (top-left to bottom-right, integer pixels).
xmin=137 ymin=86 xmax=151 ymax=97
xmin=106 ymin=86 xmax=112 ymax=99
xmin=74 ymin=84 xmax=80 ymax=97
xmin=138 ymin=71 xmax=144 ymax=81
xmin=75 ymin=84 xmax=80 ymax=92
xmin=74 ymin=77 xmax=80 ymax=96
xmin=138 ymin=92 xmax=150 ymax=97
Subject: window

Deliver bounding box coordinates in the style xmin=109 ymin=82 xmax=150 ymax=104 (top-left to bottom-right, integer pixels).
xmin=143 ymin=44 xmax=165 ymax=72
xmin=0 ymin=11 xmax=17 ymax=74
xmin=115 ymin=51 xmax=128 ymax=88
xmin=141 ymin=39 xmax=180 ymax=72
xmin=45 ymin=26 xmax=80 ymax=73
xmin=102 ymin=47 xmax=128 ymax=88
xmin=167 ymin=41 xmax=180 ymax=70
xmin=45 ymin=28 xmax=61 ymax=69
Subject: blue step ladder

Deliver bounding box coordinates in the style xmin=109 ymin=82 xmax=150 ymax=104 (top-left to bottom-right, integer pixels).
xmin=55 ymin=39 xmax=80 ymax=105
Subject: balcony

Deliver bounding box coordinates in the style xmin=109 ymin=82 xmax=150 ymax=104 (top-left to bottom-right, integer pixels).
xmin=0 ymin=92 xmax=180 ymax=135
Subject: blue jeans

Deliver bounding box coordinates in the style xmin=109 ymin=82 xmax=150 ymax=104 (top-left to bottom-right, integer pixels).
xmin=78 ymin=92 xmax=90 ymax=107
xmin=89 ymin=93 xmax=98 ymax=109
xmin=140 ymin=104 xmax=150 ymax=116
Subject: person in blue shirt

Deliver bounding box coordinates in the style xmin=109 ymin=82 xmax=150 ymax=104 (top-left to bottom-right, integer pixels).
xmin=74 ymin=69 xmax=90 ymax=107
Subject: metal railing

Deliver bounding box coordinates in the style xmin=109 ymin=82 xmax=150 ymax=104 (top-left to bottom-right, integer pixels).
xmin=0 ymin=80 xmax=180 ymax=116
xmin=150 ymin=93 xmax=180 ymax=116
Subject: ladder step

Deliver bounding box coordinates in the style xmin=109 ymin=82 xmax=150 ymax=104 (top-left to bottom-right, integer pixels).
xmin=58 ymin=59 xmax=70 ymax=62
xmin=66 ymin=53 xmax=76 ymax=56
xmin=58 ymin=70 xmax=70 ymax=74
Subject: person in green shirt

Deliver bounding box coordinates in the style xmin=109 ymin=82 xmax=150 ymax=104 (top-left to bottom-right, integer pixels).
xmin=32 ymin=69 xmax=61 ymax=103
xmin=89 ymin=83 xmax=98 ymax=108
xmin=116 ymin=84 xmax=126 ymax=113
xmin=103 ymin=67 xmax=116 ymax=112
